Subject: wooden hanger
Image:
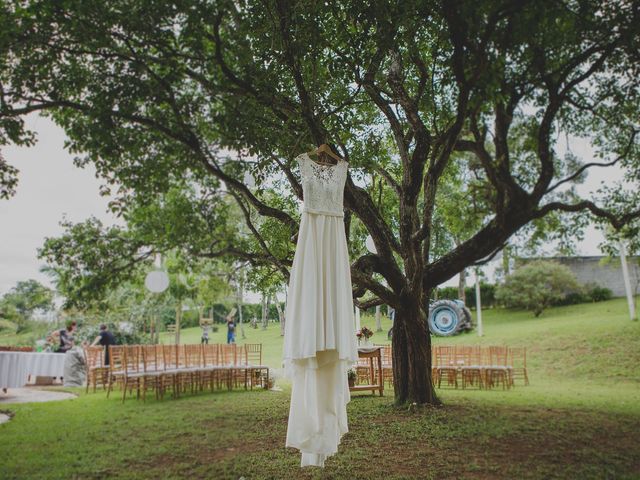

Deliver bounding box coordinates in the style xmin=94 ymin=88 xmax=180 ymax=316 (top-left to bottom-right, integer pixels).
xmin=307 ymin=143 xmax=344 ymax=166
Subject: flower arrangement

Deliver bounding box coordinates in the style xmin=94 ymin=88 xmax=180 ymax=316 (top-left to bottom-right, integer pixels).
xmin=347 ymin=369 xmax=357 ymax=387
xmin=356 ymin=326 xmax=374 ymax=340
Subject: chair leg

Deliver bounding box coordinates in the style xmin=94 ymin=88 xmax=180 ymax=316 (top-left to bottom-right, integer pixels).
xmin=122 ymin=379 xmax=127 ymax=403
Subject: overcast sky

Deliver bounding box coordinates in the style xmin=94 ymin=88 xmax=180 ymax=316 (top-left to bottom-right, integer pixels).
xmin=0 ymin=114 xmax=624 ymax=296
xmin=1 ymin=114 xmax=121 ymax=295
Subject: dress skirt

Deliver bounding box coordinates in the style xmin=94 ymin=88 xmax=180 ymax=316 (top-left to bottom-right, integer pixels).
xmin=283 ymin=211 xmax=358 ymax=467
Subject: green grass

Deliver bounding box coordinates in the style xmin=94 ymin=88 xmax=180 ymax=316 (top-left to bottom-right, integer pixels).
xmin=1 ymin=299 xmax=639 ymax=479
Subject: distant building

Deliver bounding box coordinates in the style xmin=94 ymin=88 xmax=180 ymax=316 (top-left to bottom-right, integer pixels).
xmin=521 ymin=256 xmax=640 ymax=297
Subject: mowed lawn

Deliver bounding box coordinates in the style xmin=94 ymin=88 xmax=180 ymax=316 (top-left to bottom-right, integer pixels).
xmin=1 ymin=298 xmax=639 ymax=479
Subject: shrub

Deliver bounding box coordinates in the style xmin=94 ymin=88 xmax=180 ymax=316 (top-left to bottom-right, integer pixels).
xmin=436 ymin=283 xmax=497 ymax=308
xmin=587 ymin=285 xmax=613 ymax=302
xmin=77 ymin=322 xmax=149 ymax=345
xmin=559 ymin=291 xmax=590 ymax=305
xmin=496 ymin=260 xmax=582 ymax=316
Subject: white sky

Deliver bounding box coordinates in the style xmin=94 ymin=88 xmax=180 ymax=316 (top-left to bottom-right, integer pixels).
xmin=0 ymin=114 xmax=625 ymax=295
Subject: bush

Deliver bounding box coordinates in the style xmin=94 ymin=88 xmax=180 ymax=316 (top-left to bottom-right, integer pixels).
xmin=587 ymin=285 xmax=613 ymax=302
xmin=559 ymin=291 xmax=590 ymax=306
xmin=435 ymin=283 xmax=497 ymax=308
xmin=496 ymin=260 xmax=582 ymax=316
xmin=77 ymin=322 xmax=149 ymax=345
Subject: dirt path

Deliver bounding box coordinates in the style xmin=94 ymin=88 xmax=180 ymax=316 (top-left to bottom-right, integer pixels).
xmin=0 ymin=387 xmax=76 ymax=404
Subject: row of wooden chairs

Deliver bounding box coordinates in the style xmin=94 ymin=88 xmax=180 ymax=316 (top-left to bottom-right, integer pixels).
xmin=84 ymin=343 xmax=269 ymax=402
xmin=432 ymin=345 xmax=529 ymax=390
xmin=352 ymin=344 xmax=528 ymax=391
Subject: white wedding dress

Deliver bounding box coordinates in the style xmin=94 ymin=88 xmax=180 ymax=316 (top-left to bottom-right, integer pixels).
xmin=283 ymin=152 xmax=358 ymax=468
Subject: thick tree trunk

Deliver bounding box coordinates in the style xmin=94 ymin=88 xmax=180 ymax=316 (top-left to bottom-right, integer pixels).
xmin=391 ymin=293 xmax=440 ymax=405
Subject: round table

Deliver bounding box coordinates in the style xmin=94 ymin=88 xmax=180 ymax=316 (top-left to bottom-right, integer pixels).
xmin=0 ymin=351 xmax=67 ymax=389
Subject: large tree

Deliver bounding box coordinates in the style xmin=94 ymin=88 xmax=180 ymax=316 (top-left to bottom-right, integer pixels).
xmin=2 ymin=1 xmax=639 ymax=404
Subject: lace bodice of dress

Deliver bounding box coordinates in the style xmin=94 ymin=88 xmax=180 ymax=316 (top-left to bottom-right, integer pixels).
xmin=298 ymin=153 xmax=347 ymax=217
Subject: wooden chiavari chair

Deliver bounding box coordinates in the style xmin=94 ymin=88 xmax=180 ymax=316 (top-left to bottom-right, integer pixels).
xmin=140 ymin=344 xmax=164 ymax=401
xmin=508 ymin=347 xmax=528 ymax=386
xmin=241 ymin=343 xmax=269 ymax=389
xmin=201 ymin=343 xmax=221 ymax=391
xmin=162 ymin=344 xmax=184 ymax=396
xmin=106 ymin=345 xmax=125 ymax=398
xmin=184 ymin=344 xmax=205 ymax=392
xmin=121 ymin=345 xmax=144 ymax=402
xmin=459 ymin=345 xmax=484 ymax=389
xmin=374 ymin=343 xmax=393 ymax=386
xmin=434 ymin=345 xmax=460 ymax=388
xmin=84 ymin=346 xmax=108 ymax=393
xmin=219 ymin=344 xmax=237 ymax=390
xmin=486 ymin=346 xmax=511 ymax=389
xmin=153 ymin=344 xmax=175 ymax=398
xmin=174 ymin=344 xmax=196 ymax=394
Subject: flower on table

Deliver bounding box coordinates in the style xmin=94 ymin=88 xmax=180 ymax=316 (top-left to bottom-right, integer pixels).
xmin=356 ymin=326 xmax=374 ymax=340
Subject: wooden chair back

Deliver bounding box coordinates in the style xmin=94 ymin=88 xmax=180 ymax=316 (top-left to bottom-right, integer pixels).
xmin=488 ymin=346 xmax=509 ymax=366
xmin=202 ymin=343 xmax=218 ymax=366
xmin=108 ymin=345 xmax=124 ymax=374
xmin=220 ymin=344 xmax=237 ymax=365
xmin=141 ymin=345 xmax=159 ymax=372
xmin=434 ymin=345 xmax=457 ymax=367
xmin=84 ymin=346 xmax=104 ymax=369
xmin=123 ymin=345 xmax=141 ymax=374
xmin=163 ymin=344 xmax=180 ymax=370
xmin=460 ymin=345 xmax=482 ymax=366
xmin=184 ymin=344 xmax=203 ymax=368
xmin=245 ymin=343 xmax=262 ymax=365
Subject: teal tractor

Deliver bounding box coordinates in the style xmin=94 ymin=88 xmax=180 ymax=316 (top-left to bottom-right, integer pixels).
xmin=427 ymin=299 xmax=474 ymax=336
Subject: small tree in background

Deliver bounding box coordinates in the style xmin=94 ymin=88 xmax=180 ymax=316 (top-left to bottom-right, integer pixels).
xmin=0 ymin=280 xmax=55 ymax=332
xmin=496 ymin=261 xmax=582 ymax=317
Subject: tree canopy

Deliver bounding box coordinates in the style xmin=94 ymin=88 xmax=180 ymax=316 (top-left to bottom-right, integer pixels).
xmin=2 ymin=0 xmax=639 ymax=404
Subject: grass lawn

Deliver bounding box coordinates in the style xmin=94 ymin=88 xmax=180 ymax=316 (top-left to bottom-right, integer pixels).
xmin=1 ymin=298 xmax=639 ymax=479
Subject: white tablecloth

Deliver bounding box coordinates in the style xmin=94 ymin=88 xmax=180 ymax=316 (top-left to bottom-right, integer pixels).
xmin=0 ymin=352 xmax=67 ymax=389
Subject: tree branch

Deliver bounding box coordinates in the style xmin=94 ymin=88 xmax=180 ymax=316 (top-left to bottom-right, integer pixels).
xmin=534 ymin=200 xmax=640 ymax=231
xmin=546 ymin=129 xmax=637 ymax=194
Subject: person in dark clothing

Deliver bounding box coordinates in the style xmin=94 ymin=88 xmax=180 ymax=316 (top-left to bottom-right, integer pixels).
xmin=91 ymin=324 xmax=117 ymax=365
xmin=58 ymin=321 xmax=77 ymax=353
xmin=227 ymin=318 xmax=236 ymax=344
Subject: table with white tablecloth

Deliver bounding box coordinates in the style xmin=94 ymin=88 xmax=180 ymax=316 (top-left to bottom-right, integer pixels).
xmin=0 ymin=352 xmax=67 ymax=389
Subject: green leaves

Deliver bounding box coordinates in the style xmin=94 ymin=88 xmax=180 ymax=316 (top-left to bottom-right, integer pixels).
xmin=496 ymin=260 xmax=583 ymax=317
xmin=0 ymin=279 xmax=54 ymax=332
xmin=1 ymin=0 xmax=639 ymax=308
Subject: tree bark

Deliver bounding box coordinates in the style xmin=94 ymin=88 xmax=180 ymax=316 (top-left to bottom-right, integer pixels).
xmin=237 ymin=280 xmax=246 ymax=340
xmin=261 ymin=295 xmax=270 ymax=330
xmin=391 ymin=292 xmax=440 ymax=405
xmin=175 ymin=302 xmax=181 ymax=345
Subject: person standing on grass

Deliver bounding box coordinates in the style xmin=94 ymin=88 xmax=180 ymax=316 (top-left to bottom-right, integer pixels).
xmin=91 ymin=324 xmax=117 ymax=365
xmin=201 ymin=323 xmax=210 ymax=344
xmin=227 ymin=317 xmax=236 ymax=344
